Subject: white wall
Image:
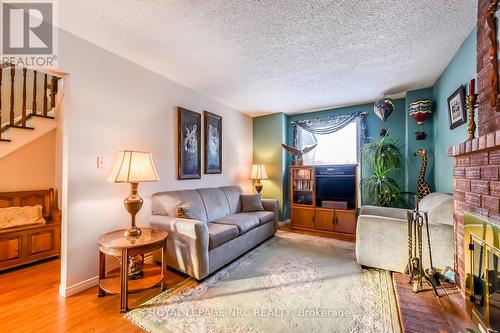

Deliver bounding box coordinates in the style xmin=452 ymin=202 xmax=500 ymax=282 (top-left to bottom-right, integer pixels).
xmin=0 ymin=129 xmax=56 ymax=192
xmin=58 ymin=30 xmax=253 ymax=293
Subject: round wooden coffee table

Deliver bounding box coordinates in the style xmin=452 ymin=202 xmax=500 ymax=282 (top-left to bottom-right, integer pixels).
xmin=97 ymin=228 xmax=168 ymax=312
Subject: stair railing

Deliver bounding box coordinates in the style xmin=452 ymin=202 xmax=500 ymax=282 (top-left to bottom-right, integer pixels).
xmin=0 ymin=63 xmax=60 ymax=141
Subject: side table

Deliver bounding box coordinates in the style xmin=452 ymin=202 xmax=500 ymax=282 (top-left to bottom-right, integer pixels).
xmin=97 ymin=227 xmax=168 ymax=312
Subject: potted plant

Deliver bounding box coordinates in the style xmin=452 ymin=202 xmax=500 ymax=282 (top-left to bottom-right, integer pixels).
xmin=361 ymin=133 xmax=407 ymax=208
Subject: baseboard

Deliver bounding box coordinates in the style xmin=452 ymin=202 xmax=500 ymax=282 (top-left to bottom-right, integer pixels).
xmin=59 ymin=254 xmax=155 ymax=297
xmin=59 ymin=275 xmax=98 ymax=298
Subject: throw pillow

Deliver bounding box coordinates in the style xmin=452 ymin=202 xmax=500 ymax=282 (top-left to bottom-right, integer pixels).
xmin=0 ymin=205 xmax=46 ymax=229
xmin=240 ymin=194 xmax=264 ymax=212
xmin=175 ymin=201 xmax=195 ymax=219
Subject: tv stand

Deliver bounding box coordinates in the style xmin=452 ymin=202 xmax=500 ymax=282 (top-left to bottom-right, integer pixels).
xmin=289 ymin=165 xmax=357 ymax=242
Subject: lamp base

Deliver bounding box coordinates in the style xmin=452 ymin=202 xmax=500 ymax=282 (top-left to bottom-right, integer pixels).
xmin=124 ymin=227 xmax=142 ymax=238
xmin=255 ymin=181 xmax=263 ymax=194
xmin=123 ymin=182 xmax=143 ymax=238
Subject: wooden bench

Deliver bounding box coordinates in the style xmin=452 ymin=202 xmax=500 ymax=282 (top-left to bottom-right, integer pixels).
xmin=0 ymin=189 xmax=61 ymax=271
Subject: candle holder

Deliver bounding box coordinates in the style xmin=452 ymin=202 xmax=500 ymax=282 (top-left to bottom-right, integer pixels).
xmin=466 ymin=93 xmax=478 ymax=141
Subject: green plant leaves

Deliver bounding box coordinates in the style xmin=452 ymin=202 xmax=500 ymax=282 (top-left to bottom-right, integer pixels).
xmin=361 ymin=132 xmax=408 ymax=208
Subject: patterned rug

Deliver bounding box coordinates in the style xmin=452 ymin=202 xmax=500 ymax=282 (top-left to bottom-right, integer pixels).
xmin=126 ymin=231 xmax=401 ymax=333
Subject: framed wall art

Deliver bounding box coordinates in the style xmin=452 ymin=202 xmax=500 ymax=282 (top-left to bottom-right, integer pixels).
xmin=177 ymin=107 xmax=201 ymax=179
xmin=204 ymin=111 xmax=222 ymax=174
xmin=447 ymin=85 xmax=467 ymax=130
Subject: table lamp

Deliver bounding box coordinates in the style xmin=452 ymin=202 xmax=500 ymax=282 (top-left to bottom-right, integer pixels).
xmin=250 ymin=164 xmax=268 ymax=194
xmin=108 ymin=150 xmax=159 ymax=238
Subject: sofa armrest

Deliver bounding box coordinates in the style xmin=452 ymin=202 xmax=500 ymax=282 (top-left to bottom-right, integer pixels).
xmin=356 ymin=214 xmax=454 ymax=272
xmin=359 ymin=205 xmax=408 ymax=220
xmin=150 ymin=215 xmax=209 ymax=279
xmin=262 ymin=199 xmax=279 ymax=230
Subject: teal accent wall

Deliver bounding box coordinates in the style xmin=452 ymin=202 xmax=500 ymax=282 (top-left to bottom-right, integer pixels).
xmin=432 ymin=28 xmax=477 ymax=194
xmin=253 ymin=113 xmax=287 ymax=219
xmin=405 ymin=88 xmax=435 ymax=195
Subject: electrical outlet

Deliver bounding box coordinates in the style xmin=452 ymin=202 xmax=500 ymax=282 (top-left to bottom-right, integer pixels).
xmin=97 ymin=156 xmax=106 ymax=169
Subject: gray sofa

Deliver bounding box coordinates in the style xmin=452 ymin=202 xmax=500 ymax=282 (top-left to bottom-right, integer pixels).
xmin=356 ymin=192 xmax=454 ymax=273
xmin=150 ymin=186 xmax=278 ymax=280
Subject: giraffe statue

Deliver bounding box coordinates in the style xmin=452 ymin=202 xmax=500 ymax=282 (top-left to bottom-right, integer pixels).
xmin=415 ymin=149 xmax=431 ymax=203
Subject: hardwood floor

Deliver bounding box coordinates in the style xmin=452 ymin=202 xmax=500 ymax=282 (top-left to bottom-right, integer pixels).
xmin=0 ymin=251 xmax=476 ymax=333
xmin=0 ymin=258 xmax=188 ymax=333
xmin=393 ymin=272 xmax=474 ymax=333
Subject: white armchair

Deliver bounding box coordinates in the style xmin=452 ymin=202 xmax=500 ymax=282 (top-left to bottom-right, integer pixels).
xmin=356 ymin=193 xmax=454 ymax=273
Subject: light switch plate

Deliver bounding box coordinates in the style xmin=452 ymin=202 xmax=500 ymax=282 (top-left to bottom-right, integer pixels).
xmin=97 ymin=156 xmax=106 ymax=169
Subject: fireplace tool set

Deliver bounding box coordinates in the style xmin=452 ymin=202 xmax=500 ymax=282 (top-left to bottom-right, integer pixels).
xmin=405 ymin=210 xmax=443 ymax=295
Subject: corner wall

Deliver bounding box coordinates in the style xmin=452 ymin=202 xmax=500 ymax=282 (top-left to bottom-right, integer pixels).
xmin=405 ymin=88 xmax=434 ymax=195
xmin=58 ymin=30 xmax=253 ymax=294
xmin=252 ymin=113 xmax=287 ymax=219
xmin=432 ymin=28 xmax=477 ymax=194
xmin=0 ymin=130 xmax=56 ymax=192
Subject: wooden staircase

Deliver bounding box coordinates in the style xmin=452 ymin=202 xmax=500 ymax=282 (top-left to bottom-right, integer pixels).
xmin=0 ymin=63 xmax=64 ymax=158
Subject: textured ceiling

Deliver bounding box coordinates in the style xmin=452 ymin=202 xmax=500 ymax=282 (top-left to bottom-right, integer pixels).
xmin=59 ymin=0 xmax=477 ymax=116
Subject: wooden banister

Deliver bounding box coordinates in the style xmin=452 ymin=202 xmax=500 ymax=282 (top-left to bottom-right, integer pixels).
xmin=22 ymin=68 xmax=27 ymax=127
xmin=51 ymin=76 xmax=58 ymax=108
xmin=43 ymin=74 xmax=48 ymax=116
xmin=9 ymin=66 xmax=14 ymax=126
xmin=32 ymin=70 xmax=37 ymax=116
xmin=0 ymin=66 xmax=63 ymax=143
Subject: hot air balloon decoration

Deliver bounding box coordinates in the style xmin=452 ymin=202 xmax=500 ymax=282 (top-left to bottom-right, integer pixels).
xmin=409 ymin=99 xmax=433 ymax=140
xmin=374 ymin=98 xmax=395 ymax=136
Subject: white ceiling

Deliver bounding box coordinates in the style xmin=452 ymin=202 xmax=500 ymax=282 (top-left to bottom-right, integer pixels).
xmin=59 ymin=1 xmax=477 ymax=116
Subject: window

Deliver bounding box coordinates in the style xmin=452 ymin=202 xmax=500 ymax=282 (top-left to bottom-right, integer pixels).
xmin=296 ymin=121 xmax=358 ymax=165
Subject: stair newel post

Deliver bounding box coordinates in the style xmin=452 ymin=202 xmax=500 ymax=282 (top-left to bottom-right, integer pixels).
xmin=22 ymin=68 xmax=27 ymax=127
xmin=9 ymin=65 xmax=14 ymax=126
xmin=43 ymin=73 xmax=48 ymax=116
xmin=32 ymin=70 xmax=37 ymax=116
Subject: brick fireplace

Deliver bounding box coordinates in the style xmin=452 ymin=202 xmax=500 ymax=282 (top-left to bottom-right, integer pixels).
xmin=448 ymin=134 xmax=500 ymax=293
xmin=448 ymin=0 xmax=500 ymax=301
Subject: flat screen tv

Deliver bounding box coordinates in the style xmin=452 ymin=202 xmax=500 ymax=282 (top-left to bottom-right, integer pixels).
xmin=316 ymin=176 xmax=356 ymax=209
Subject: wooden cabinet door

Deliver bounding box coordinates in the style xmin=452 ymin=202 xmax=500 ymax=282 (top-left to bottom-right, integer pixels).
xmin=291 ymin=207 xmax=315 ymax=229
xmin=28 ymin=229 xmax=56 ymax=255
xmin=334 ymin=210 xmax=357 ymax=234
xmin=0 ymin=236 xmax=21 ymax=262
xmin=315 ymin=208 xmax=334 ymax=231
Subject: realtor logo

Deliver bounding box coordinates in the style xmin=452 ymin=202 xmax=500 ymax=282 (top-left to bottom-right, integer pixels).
xmin=3 ymin=2 xmax=52 ymax=54
xmin=1 ymin=1 xmax=56 ymax=66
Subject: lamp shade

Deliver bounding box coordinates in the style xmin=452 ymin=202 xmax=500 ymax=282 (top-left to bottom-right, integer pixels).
xmin=108 ymin=150 xmax=159 ymax=183
xmin=250 ymin=164 xmax=268 ymax=180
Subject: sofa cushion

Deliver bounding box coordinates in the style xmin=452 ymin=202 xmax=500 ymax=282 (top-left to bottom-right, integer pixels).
xmin=197 ymin=188 xmax=231 ymax=222
xmin=207 ymin=223 xmax=239 ymax=250
xmin=419 ymin=192 xmax=454 ymax=226
xmin=237 ymin=211 xmax=274 ymax=225
xmin=152 ymin=190 xmax=208 ymax=222
xmin=212 ymin=214 xmax=260 ymax=234
xmin=240 ymin=194 xmax=264 ymax=212
xmin=220 ymin=186 xmax=243 ymax=214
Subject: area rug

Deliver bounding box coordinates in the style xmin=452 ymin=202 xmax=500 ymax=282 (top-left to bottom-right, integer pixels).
xmin=126 ymin=231 xmax=401 ymax=333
